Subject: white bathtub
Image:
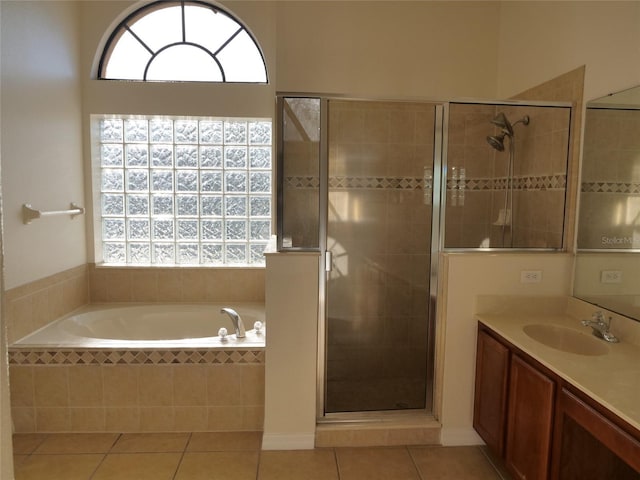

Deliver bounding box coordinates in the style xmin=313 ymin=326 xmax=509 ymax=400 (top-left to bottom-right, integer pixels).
xmin=11 ymin=303 xmax=266 ymax=348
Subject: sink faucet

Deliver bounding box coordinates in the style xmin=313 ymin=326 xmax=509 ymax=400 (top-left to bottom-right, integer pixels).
xmin=220 ymin=308 xmax=246 ymax=338
xmin=581 ymin=311 xmax=619 ymax=343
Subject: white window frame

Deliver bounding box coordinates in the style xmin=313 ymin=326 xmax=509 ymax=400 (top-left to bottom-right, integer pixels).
xmin=98 ymin=0 xmax=268 ymax=83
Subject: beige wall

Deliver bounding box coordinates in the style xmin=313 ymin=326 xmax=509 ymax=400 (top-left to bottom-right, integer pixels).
xmin=497 ymin=1 xmax=640 ymax=102
xmin=276 ymin=1 xmax=501 ymax=99
xmin=438 ymin=252 xmax=573 ymax=444
xmin=1 ymin=1 xmax=85 ymax=290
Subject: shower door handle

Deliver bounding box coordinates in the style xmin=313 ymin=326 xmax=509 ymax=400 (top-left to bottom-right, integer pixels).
xmin=325 ymin=251 xmax=333 ymax=272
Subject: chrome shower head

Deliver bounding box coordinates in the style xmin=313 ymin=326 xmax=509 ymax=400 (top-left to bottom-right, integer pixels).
xmin=491 ymin=112 xmax=514 ymax=137
xmin=490 ymin=112 xmax=531 ymax=138
xmin=487 ymin=133 xmax=506 ymax=152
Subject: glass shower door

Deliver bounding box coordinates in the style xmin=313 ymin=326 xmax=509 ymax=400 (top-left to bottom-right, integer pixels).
xmin=324 ymin=100 xmax=438 ymax=413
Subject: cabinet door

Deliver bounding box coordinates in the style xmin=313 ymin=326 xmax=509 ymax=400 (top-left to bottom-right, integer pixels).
xmin=506 ymin=355 xmax=555 ymax=480
xmin=553 ymin=388 xmax=640 ymax=480
xmin=473 ymin=328 xmax=510 ymax=456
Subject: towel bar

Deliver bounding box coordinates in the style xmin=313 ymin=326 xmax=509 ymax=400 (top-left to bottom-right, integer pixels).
xmin=22 ymin=203 xmax=85 ymax=225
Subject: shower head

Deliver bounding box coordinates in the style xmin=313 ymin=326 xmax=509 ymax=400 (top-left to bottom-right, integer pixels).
xmin=491 ymin=112 xmax=514 ymax=137
xmin=487 ymin=133 xmax=506 ymax=152
xmin=490 ymin=112 xmax=531 ymax=138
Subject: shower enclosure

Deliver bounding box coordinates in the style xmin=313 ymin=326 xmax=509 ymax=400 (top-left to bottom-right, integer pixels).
xmin=445 ymin=103 xmax=571 ymax=249
xmin=277 ymin=96 xmax=571 ymax=420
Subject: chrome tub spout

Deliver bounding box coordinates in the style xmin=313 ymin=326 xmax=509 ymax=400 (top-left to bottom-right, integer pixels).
xmin=220 ymin=307 xmax=246 ymax=338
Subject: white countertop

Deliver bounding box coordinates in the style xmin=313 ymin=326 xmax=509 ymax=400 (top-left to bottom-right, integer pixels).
xmin=476 ymin=312 xmax=640 ymax=433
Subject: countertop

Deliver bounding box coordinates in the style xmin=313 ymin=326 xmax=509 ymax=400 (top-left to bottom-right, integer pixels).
xmin=476 ymin=312 xmax=640 ymax=433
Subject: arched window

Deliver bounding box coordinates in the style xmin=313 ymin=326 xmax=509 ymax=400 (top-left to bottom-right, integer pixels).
xmin=98 ymin=0 xmax=268 ymax=83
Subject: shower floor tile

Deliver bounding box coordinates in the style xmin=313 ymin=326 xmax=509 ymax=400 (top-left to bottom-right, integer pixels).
xmin=12 ymin=432 xmax=509 ymax=480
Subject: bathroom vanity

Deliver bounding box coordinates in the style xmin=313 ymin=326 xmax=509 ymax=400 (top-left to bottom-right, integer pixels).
xmin=473 ymin=314 xmax=640 ymax=480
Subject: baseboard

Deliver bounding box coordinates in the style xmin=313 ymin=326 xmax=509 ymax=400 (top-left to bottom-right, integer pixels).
xmin=261 ymin=432 xmax=316 ymax=450
xmin=440 ymin=427 xmax=484 ymax=446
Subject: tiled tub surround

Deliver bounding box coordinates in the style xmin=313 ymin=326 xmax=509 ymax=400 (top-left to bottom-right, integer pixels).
xmin=5 ymin=264 xmax=266 ymax=344
xmin=5 ymin=265 xmax=89 ymax=345
xmin=9 ymin=348 xmax=265 ymax=434
xmin=7 ymin=265 xmax=267 ymax=434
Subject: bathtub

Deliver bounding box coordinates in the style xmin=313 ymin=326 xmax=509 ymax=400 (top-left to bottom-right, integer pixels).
xmin=9 ymin=302 xmax=266 ymax=433
xmin=11 ymin=302 xmax=266 ymax=349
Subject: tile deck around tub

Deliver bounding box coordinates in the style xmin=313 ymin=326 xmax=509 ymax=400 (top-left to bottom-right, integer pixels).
xmin=13 ymin=432 xmax=511 ymax=480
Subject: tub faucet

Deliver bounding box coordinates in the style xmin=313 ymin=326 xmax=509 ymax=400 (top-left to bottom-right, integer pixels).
xmin=220 ymin=308 xmax=246 ymax=338
xmin=581 ymin=311 xmax=619 ymax=343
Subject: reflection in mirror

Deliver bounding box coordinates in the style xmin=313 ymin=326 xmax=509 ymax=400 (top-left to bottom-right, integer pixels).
xmin=574 ymin=84 xmax=640 ymax=321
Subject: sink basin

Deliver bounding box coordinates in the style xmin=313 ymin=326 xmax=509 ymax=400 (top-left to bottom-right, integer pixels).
xmin=523 ymin=324 xmax=610 ymax=356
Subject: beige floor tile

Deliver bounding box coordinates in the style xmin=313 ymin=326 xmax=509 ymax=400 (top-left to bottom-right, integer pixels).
xmin=14 ymin=453 xmax=104 ymax=480
xmin=34 ymin=433 xmax=119 ymax=454
xmin=175 ymin=452 xmax=259 ymax=480
xmin=409 ymin=446 xmax=503 ymax=480
xmin=92 ymin=453 xmax=182 ymax=480
xmin=336 ymin=447 xmax=421 ymax=480
xmin=258 ymin=449 xmax=339 ymax=480
xmin=111 ymin=433 xmax=191 ymax=453
xmin=187 ymin=431 xmax=262 ymax=451
xmin=12 ymin=434 xmax=47 ymax=454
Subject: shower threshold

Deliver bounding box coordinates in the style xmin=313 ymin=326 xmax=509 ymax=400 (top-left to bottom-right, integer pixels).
xmin=315 ymin=412 xmax=440 ymax=447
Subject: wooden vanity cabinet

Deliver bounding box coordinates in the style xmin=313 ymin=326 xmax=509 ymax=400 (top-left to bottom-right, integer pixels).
xmin=474 ymin=325 xmax=555 ymax=480
xmin=551 ymin=387 xmax=640 ymax=480
xmin=473 ymin=328 xmax=510 ymax=455
xmin=474 ymin=322 xmax=640 ymax=480
xmin=505 ymin=355 xmax=555 ymax=480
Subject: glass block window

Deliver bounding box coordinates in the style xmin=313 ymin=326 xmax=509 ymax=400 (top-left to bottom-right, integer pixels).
xmin=96 ymin=115 xmax=272 ymax=266
xmin=98 ymin=0 xmax=267 ymax=83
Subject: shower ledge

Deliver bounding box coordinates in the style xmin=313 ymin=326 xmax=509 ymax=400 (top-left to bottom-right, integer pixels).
xmin=315 ymin=415 xmax=440 ymax=447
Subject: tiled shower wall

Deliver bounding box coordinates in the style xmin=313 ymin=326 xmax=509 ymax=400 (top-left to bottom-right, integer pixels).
xmin=513 ymin=66 xmax=585 ymax=250
xmin=446 ymin=103 xmax=570 ymax=249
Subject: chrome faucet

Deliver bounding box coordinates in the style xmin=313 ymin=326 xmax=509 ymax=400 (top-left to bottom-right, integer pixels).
xmin=581 ymin=311 xmax=619 ymax=343
xmin=220 ymin=308 xmax=246 ymax=338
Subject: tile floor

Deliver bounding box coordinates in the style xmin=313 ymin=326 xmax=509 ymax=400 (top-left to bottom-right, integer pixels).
xmin=12 ymin=432 xmax=509 ymax=480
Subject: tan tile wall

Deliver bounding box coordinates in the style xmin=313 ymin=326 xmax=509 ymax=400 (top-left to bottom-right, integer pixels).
xmin=88 ymin=264 xmax=265 ymax=303
xmin=446 ymin=102 xmax=570 ymax=249
xmin=6 ymin=264 xmax=266 ymax=342
xmin=512 ymin=65 xmax=585 ymax=251
xmin=5 ymin=265 xmax=89 ymax=345
xmin=10 ymin=363 xmax=264 ymax=433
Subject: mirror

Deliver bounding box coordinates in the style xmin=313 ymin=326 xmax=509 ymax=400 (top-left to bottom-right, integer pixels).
xmin=574 ymin=85 xmax=640 ymax=321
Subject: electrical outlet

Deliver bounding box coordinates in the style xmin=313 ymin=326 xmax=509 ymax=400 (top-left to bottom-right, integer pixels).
xmin=520 ymin=270 xmax=542 ymax=283
xmin=601 ymin=270 xmax=622 ymax=284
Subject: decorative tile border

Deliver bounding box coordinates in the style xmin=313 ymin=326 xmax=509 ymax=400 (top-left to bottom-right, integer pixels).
xmin=581 ymin=181 xmax=640 ymax=194
xmin=286 ymin=174 xmax=567 ymax=191
xmin=9 ymin=349 xmax=265 ymax=366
